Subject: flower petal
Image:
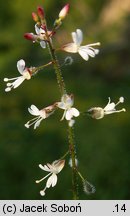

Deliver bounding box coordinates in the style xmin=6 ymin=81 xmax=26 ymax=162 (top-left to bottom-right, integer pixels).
xmin=65 ymin=96 xmax=73 ymax=107
xmin=104 ymin=102 xmax=116 ymax=112
xmin=71 ymin=108 xmax=80 ymax=117
xmin=34 ymin=118 xmax=43 ymax=129
xmin=40 ymin=41 xmax=46 ymax=49
xmin=51 ymin=174 xmax=58 ymax=187
xmin=13 ymin=76 xmax=25 ymax=88
xmin=40 ymin=28 xmax=45 ymax=34
xmin=57 ymin=102 xmax=66 ymax=110
xmin=46 ymin=173 xmax=57 ymax=188
xmin=39 ymin=164 xmax=51 ymax=172
xmin=28 ymin=105 xmax=40 ymax=116
xmin=76 ymin=29 xmax=83 ymax=45
xmin=17 ymin=59 xmax=25 ymax=74
xmin=81 ymin=46 xmax=97 ymax=57
xmin=78 ymin=47 xmax=89 ymax=61
xmin=35 ymin=24 xmax=40 ymax=34
xmin=65 ymin=109 xmax=73 ymax=120
xmin=61 ymin=94 xmax=73 ymax=107
xmin=72 ymin=29 xmax=83 ymax=46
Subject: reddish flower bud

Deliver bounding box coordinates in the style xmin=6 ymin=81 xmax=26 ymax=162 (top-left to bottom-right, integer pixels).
xmin=37 ymin=6 xmax=44 ymax=19
xmin=24 ymin=33 xmax=36 ymax=41
xmin=59 ymin=3 xmax=70 ymax=20
xmin=32 ymin=12 xmax=39 ymax=22
xmin=41 ymin=24 xmax=47 ymax=32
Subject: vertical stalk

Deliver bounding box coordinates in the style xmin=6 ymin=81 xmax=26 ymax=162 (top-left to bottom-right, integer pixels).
xmin=47 ymin=40 xmax=66 ymax=96
xmin=68 ymin=125 xmax=79 ymax=199
xmin=46 ymin=30 xmax=78 ymax=199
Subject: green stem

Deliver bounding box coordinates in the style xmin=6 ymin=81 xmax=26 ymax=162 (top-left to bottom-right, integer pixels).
xmin=47 ymin=40 xmax=66 ymax=95
xmin=68 ymin=125 xmax=79 ymax=200
xmin=45 ymin=21 xmax=78 ymax=199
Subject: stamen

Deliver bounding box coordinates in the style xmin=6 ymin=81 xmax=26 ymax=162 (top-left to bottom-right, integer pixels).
xmin=5 ymin=87 xmax=11 ymax=92
xmin=24 ymin=123 xmax=29 ymax=128
xmin=7 ymin=83 xmax=12 ymax=87
xmin=4 ymin=78 xmax=9 ymax=82
xmin=27 ymin=116 xmax=40 ymax=123
xmin=35 ymin=172 xmax=51 ymax=183
xmin=39 ymin=164 xmax=45 ymax=169
xmin=40 ymin=188 xmax=46 ymax=196
xmin=113 ymin=108 xmax=126 ymax=113
xmin=115 ymin=97 xmax=124 ymax=106
xmin=4 ymin=77 xmax=20 ymax=82
xmin=108 ymin=97 xmax=111 ymax=104
xmin=119 ymin=97 xmax=124 ymax=103
xmin=87 ymin=42 xmax=100 ymax=47
xmin=25 ymin=116 xmax=42 ymax=128
xmin=60 ymin=110 xmax=66 ymax=121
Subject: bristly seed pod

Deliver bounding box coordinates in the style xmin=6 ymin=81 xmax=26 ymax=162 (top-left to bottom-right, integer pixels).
xmin=83 ymin=180 xmax=96 ymax=195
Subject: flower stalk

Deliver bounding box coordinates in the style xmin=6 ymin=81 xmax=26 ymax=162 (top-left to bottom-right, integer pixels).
xmin=43 ymin=21 xmax=66 ymax=95
xmin=68 ymin=125 xmax=79 ymax=199
xmin=36 ymin=61 xmax=54 ymax=73
xmin=44 ymin=17 xmax=79 ymax=199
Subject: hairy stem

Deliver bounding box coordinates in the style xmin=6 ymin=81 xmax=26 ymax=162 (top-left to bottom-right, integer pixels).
xmin=68 ymin=125 xmax=79 ymax=199
xmin=45 ymin=24 xmax=78 ymax=199
xmin=47 ymin=39 xmax=66 ymax=95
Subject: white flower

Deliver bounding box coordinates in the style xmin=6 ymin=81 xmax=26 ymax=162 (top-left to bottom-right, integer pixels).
xmin=4 ymin=59 xmax=31 ymax=92
xmin=25 ymin=104 xmax=55 ymax=129
xmin=87 ymin=97 xmax=126 ymax=119
xmin=36 ymin=160 xmax=65 ymax=196
xmin=62 ymin=29 xmax=100 ymax=61
xmin=35 ymin=24 xmax=46 ymax=48
xmin=57 ymin=94 xmax=80 ymax=121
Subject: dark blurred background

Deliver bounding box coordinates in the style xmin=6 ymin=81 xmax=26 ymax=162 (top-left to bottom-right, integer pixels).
xmin=0 ymin=0 xmax=130 ymax=200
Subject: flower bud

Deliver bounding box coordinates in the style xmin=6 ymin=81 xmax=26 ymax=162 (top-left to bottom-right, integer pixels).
xmin=32 ymin=12 xmax=39 ymax=22
xmin=24 ymin=33 xmax=36 ymax=41
xmin=59 ymin=3 xmax=70 ymax=20
xmin=37 ymin=6 xmax=44 ymax=19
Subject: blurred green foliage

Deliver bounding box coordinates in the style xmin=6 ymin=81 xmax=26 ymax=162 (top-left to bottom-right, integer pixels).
xmin=0 ymin=0 xmax=130 ymax=199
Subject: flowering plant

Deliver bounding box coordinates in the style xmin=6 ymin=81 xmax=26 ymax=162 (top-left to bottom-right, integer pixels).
xmin=3 ymin=2 xmax=126 ymax=199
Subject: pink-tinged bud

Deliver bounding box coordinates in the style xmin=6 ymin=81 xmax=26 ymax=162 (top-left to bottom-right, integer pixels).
xmin=32 ymin=12 xmax=39 ymax=22
xmin=41 ymin=24 xmax=47 ymax=32
xmin=59 ymin=3 xmax=70 ymax=20
xmin=24 ymin=33 xmax=35 ymax=41
xmin=37 ymin=6 xmax=44 ymax=19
